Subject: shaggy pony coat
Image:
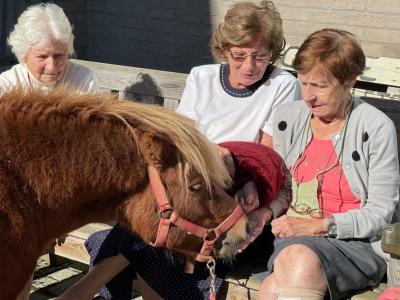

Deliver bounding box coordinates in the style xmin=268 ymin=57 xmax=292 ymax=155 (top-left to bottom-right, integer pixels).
xmin=0 ymin=88 xmax=248 ymax=299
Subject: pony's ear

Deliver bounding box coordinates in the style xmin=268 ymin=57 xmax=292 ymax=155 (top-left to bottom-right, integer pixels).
xmin=138 ymin=132 xmax=177 ymax=168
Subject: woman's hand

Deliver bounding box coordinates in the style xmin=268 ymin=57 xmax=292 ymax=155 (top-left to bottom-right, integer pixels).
xmin=271 ymin=215 xmax=328 ymax=238
xmin=237 ymin=207 xmax=272 ymax=253
xmin=233 ymin=181 xmax=270 ymax=253
xmin=235 ymin=181 xmax=260 ymax=213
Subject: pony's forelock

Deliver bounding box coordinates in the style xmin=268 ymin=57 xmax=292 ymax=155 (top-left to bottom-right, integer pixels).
xmin=115 ymin=104 xmax=232 ymax=192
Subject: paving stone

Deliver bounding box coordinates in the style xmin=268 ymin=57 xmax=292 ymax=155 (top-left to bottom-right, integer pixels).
xmin=31 ymin=254 xmax=142 ymax=299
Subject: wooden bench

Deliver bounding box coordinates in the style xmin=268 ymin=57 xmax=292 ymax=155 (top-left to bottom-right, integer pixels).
xmin=281 ymin=46 xmax=400 ymax=100
xmin=49 ymin=56 xmax=400 ymax=299
xmin=50 ymin=223 xmax=111 ymax=265
xmin=72 ymin=55 xmax=400 ymax=107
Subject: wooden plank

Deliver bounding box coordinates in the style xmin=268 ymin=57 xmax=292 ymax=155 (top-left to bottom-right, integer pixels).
xmin=70 ymin=59 xmax=187 ymax=102
xmin=73 ymin=54 xmax=400 ymax=105
xmin=278 ymin=47 xmax=400 ymax=91
xmin=218 ymin=281 xmax=257 ymax=300
xmin=51 ymin=223 xmax=111 ymax=265
xmin=224 ymin=260 xmax=268 ymax=291
xmin=163 ymin=98 xmax=180 ymax=111
xmin=361 ymin=57 xmax=400 ymax=89
xmin=52 ymin=235 xmax=91 ymax=265
xmin=66 ymin=223 xmax=111 ymax=240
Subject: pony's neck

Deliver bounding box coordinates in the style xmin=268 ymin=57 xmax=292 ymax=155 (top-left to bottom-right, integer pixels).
xmin=0 ymin=116 xmax=147 ymax=250
xmin=40 ymin=191 xmax=132 ymax=243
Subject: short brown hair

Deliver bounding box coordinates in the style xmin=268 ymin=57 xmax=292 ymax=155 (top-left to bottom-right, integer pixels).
xmin=293 ymin=28 xmax=365 ymax=84
xmin=211 ymin=1 xmax=285 ymax=64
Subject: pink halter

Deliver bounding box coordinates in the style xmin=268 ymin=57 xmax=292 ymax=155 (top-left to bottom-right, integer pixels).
xmin=147 ymin=165 xmax=244 ymax=262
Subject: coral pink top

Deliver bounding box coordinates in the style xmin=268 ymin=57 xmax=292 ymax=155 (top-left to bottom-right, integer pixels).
xmin=294 ymin=137 xmax=361 ymax=217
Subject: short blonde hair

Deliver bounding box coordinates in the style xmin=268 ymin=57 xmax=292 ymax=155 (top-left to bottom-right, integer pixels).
xmin=211 ymin=1 xmax=285 ymax=64
xmin=293 ymin=28 xmax=365 ymax=84
xmin=7 ymin=3 xmax=74 ymax=63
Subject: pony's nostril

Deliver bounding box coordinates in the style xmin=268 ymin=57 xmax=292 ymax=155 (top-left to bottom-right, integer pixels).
xmin=222 ymin=240 xmax=231 ymax=246
xmin=246 ymin=223 xmax=252 ymax=235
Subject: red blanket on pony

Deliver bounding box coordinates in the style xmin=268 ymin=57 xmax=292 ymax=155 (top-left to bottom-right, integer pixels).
xmin=220 ymin=141 xmax=286 ymax=208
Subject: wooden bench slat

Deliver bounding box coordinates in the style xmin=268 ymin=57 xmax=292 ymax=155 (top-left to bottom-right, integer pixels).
xmin=280 ymin=47 xmax=400 ymax=91
xmin=66 ymin=223 xmax=111 ymax=240
xmin=52 ymin=235 xmax=91 ymax=265
xmin=51 ymin=223 xmax=111 ymax=264
xmin=70 ymin=59 xmax=187 ymax=101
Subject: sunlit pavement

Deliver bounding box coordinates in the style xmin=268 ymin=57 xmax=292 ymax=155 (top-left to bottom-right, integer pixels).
xmin=30 ymin=255 xmax=143 ymax=300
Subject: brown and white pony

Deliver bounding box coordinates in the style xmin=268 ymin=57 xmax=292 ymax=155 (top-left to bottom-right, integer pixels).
xmin=0 ymin=89 xmax=249 ymax=300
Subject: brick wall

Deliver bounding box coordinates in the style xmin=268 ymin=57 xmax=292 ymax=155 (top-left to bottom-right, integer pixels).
xmin=273 ymin=0 xmax=400 ymax=59
xmin=83 ymin=0 xmax=214 ymax=73
xmin=0 ymin=0 xmax=88 ymax=64
xmin=3 ymin=0 xmax=400 ymax=73
xmin=74 ymin=0 xmax=400 ymax=72
xmin=1 ymin=0 xmax=43 ymax=64
xmin=53 ymin=0 xmax=88 ymax=59
xmin=209 ymin=0 xmax=400 ymax=59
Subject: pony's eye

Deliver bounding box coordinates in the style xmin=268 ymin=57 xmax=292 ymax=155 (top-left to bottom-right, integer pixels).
xmin=189 ymin=183 xmax=202 ymax=193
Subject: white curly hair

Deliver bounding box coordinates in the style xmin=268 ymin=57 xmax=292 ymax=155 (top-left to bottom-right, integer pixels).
xmin=7 ymin=3 xmax=74 ymax=63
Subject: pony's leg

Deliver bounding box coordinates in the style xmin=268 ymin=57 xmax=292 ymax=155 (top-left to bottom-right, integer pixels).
xmin=16 ymin=275 xmax=33 ymax=300
xmin=137 ymin=273 xmax=163 ymax=300
xmin=56 ymin=254 xmax=129 ymax=300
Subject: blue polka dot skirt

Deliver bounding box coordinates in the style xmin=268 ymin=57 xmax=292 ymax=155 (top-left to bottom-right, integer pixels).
xmin=85 ymin=225 xmax=227 ymax=300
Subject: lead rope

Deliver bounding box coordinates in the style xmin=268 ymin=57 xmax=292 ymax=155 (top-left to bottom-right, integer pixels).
xmin=207 ymin=258 xmax=217 ymax=300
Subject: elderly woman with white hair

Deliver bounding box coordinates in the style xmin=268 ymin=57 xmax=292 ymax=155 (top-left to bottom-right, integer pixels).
xmin=0 ymin=2 xmax=98 ymax=93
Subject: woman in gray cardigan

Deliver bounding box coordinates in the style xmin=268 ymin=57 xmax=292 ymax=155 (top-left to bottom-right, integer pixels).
xmin=258 ymin=29 xmax=399 ymax=300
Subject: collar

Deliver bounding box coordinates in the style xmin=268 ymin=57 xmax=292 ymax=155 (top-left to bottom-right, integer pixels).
xmin=219 ymin=63 xmax=274 ymax=98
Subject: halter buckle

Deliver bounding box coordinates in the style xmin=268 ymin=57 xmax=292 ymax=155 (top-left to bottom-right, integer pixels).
xmin=158 ymin=207 xmax=174 ymax=219
xmin=204 ymin=228 xmax=217 ymax=241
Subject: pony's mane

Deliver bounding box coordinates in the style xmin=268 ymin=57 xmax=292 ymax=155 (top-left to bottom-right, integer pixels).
xmin=0 ymin=88 xmax=231 ymax=192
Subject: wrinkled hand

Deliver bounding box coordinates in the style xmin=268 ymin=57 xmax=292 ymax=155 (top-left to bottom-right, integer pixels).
xmin=217 ymin=145 xmax=235 ymax=177
xmin=234 ymin=181 xmax=266 ymax=253
xmin=271 ymin=215 xmax=327 ymax=238
xmin=235 ymin=181 xmax=260 ymax=213
xmin=237 ymin=207 xmax=272 ymax=253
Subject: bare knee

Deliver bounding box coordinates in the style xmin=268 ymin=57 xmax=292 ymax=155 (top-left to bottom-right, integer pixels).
xmin=274 ymin=244 xmax=326 ymax=289
xmin=258 ymin=274 xmax=278 ymax=300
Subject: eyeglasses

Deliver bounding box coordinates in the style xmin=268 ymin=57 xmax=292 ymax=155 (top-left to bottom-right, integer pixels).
xmin=289 ymin=204 xmax=325 ymax=219
xmin=228 ymin=49 xmax=270 ymax=63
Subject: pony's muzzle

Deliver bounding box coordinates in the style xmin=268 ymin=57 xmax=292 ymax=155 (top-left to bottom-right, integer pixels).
xmin=217 ymin=214 xmax=249 ymax=258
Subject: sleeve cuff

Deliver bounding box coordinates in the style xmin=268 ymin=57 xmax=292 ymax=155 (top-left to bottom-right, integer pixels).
xmin=333 ymin=213 xmax=355 ymax=239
